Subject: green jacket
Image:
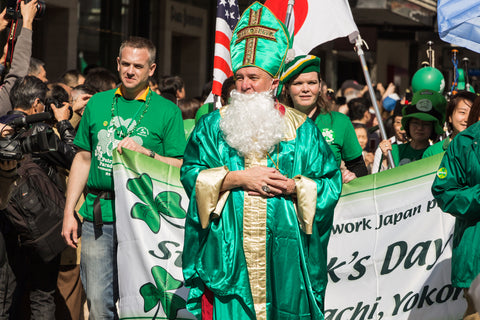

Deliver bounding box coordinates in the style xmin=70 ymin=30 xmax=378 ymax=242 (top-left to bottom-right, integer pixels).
xmin=432 ymin=121 xmax=480 ymax=288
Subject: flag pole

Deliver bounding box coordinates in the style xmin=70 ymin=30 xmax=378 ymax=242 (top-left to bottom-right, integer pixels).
xmin=354 ymin=35 xmax=395 ymax=168
xmin=273 ymin=0 xmax=294 ymax=99
xmin=285 ymin=0 xmax=295 ymax=32
xmin=213 ymin=94 xmax=219 ymax=109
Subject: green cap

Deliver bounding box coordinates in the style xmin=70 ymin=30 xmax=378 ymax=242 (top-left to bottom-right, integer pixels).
xmin=280 ymin=55 xmax=321 ymax=84
xmin=411 ymin=66 xmax=445 ymax=94
xmin=402 ymin=89 xmax=447 ymax=135
xmin=230 ymin=2 xmax=292 ymax=78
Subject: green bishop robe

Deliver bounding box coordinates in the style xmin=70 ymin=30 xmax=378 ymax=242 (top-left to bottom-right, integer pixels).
xmin=180 ymin=105 xmax=342 ymax=320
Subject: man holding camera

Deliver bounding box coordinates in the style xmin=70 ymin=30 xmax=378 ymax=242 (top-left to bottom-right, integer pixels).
xmin=8 ymin=76 xmax=76 ymax=164
xmin=1 ymin=75 xmax=76 ymax=319
xmin=0 ymin=0 xmax=38 ymax=116
xmin=62 ymin=36 xmax=185 ymax=319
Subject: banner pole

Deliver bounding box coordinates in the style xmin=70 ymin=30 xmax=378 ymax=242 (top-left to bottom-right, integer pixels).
xmin=354 ymin=35 xmax=395 ymax=168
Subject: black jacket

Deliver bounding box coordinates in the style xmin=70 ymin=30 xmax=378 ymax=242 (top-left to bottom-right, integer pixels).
xmin=7 ymin=110 xmax=77 ymax=187
xmin=30 ymin=120 xmax=76 ymax=171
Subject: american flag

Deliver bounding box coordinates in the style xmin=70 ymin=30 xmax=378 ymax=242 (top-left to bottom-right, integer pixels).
xmin=212 ymin=0 xmax=239 ymax=96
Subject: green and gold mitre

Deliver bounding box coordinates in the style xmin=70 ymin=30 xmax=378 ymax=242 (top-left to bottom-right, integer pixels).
xmin=230 ymin=1 xmax=292 ymax=78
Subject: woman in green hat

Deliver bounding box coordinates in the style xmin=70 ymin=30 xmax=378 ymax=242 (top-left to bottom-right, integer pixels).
xmin=280 ymin=55 xmax=367 ymax=183
xmin=379 ymin=89 xmax=445 ymax=167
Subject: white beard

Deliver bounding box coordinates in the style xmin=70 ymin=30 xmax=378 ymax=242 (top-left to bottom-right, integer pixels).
xmin=219 ymin=90 xmax=286 ymax=159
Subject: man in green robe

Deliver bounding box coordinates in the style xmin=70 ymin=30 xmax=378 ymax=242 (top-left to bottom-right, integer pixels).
xmin=180 ymin=3 xmax=342 ymax=320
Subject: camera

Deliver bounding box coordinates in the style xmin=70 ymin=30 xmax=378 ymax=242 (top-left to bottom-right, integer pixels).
xmin=0 ymin=113 xmax=57 ymax=160
xmin=335 ymin=96 xmax=346 ymax=106
xmin=5 ymin=0 xmax=46 ymax=20
xmin=43 ymin=85 xmax=73 ymax=121
xmin=44 ymin=100 xmax=73 ymax=122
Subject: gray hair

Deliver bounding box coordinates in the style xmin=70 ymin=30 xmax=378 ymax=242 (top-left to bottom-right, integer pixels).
xmin=28 ymin=57 xmax=45 ymax=77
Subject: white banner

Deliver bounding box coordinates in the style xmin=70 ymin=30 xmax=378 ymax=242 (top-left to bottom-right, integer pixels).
xmin=113 ymin=150 xmax=464 ymax=319
xmin=325 ymin=153 xmax=464 ymax=320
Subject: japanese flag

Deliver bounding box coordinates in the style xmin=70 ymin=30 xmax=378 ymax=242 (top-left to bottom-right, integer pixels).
xmin=265 ymin=0 xmax=359 ymax=54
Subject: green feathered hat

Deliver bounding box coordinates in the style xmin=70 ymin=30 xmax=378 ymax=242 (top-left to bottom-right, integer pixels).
xmin=230 ymin=1 xmax=292 ymax=78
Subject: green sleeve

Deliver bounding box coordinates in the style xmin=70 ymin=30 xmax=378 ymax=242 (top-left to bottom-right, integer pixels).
xmin=432 ymin=137 xmax=480 ymax=221
xmin=422 ymin=144 xmax=435 ymax=159
xmin=340 ymin=115 xmax=363 ymax=162
xmin=422 ymin=141 xmax=444 ymax=159
xmin=162 ymin=107 xmax=186 ymax=158
xmin=300 ymin=119 xmax=343 ymax=311
xmin=391 ymin=143 xmax=400 ymax=167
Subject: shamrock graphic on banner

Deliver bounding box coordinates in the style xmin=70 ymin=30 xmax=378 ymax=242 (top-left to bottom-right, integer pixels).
xmin=113 ymin=148 xmax=195 ymax=320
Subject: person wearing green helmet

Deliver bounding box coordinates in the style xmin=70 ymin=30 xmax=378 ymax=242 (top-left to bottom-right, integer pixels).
xmin=423 ymin=91 xmax=477 ymax=158
xmin=411 ymin=66 xmax=445 ymax=94
xmin=280 ymin=55 xmax=368 ymax=183
xmin=379 ymin=89 xmax=445 ymax=167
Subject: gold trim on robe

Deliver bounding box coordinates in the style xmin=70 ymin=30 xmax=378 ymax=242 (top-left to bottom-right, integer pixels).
xmin=293 ymin=175 xmax=318 ymax=235
xmin=243 ymin=156 xmax=268 ymax=320
xmin=195 ymin=166 xmax=230 ymax=229
xmin=282 ymin=106 xmax=307 ymax=141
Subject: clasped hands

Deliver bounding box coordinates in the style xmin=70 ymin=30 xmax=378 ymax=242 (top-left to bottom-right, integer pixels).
xmin=233 ymin=166 xmax=296 ymax=197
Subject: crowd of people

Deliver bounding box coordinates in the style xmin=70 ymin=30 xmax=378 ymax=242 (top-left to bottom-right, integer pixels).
xmin=0 ymin=1 xmax=478 ymax=320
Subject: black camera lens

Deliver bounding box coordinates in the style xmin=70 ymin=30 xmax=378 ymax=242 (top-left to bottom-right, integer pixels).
xmin=21 ymin=127 xmax=57 ymax=154
xmin=24 ymin=0 xmax=46 ymax=18
xmin=33 ymin=0 xmax=46 ymax=18
xmin=5 ymin=0 xmax=46 ymax=20
xmin=0 ymin=138 xmax=22 ymax=160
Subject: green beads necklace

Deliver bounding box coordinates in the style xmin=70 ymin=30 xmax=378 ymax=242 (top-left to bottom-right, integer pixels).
xmin=110 ymin=89 xmax=152 ymax=138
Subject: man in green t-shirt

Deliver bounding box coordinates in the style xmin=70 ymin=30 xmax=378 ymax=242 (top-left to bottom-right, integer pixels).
xmin=61 ymin=36 xmax=186 ymax=319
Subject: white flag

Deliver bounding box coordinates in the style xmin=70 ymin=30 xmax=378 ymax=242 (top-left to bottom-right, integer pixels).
xmin=265 ymin=0 xmax=359 ymax=54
